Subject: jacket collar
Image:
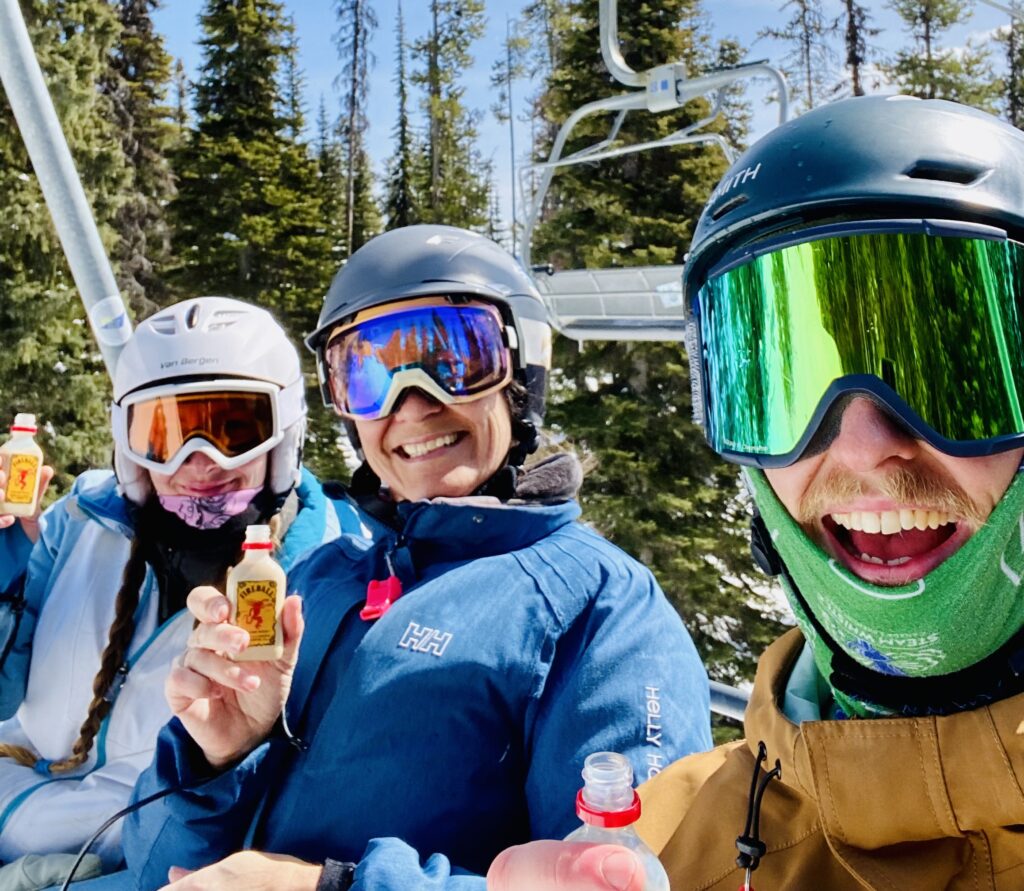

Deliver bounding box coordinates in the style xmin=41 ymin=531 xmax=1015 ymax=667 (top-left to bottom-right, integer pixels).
xmin=70 ymin=467 xmax=325 ymax=561
xmin=352 ymin=452 xmax=584 ymax=562
xmin=393 ymin=495 xmax=580 ymax=564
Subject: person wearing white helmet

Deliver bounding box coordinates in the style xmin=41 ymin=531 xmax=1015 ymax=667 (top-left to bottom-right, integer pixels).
xmin=0 ymin=296 xmax=366 ymax=884
xmin=118 ymin=226 xmax=711 ymax=891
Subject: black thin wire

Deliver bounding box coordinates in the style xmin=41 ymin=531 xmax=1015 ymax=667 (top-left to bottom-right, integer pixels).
xmin=58 ymin=703 xmax=307 ymax=890
xmin=59 ymin=784 xmax=185 ymax=891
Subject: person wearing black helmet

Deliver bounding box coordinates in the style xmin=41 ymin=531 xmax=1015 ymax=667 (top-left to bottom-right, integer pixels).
xmin=487 ymin=95 xmax=1024 ymax=891
xmin=119 ymin=225 xmax=712 ymax=891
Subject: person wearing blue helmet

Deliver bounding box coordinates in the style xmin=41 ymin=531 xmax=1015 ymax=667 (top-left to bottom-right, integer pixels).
xmin=117 ymin=225 xmax=712 ymax=891
xmin=487 ymin=95 xmax=1024 ymax=891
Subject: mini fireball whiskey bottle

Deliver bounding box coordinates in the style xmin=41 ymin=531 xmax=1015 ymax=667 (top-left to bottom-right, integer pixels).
xmin=0 ymin=414 xmax=44 ymax=518
xmin=226 ymin=525 xmax=285 ymax=661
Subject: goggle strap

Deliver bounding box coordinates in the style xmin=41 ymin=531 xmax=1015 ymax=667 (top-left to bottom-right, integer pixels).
xmin=684 ymin=321 xmax=705 ymax=427
xmin=276 ymin=378 xmax=306 ymax=428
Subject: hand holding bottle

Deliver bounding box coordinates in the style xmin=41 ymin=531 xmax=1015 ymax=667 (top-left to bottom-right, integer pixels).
xmin=0 ymin=464 xmax=53 ymax=541
xmin=487 ymin=841 xmax=645 ymax=891
xmin=166 ymin=581 xmax=304 ymax=769
xmin=488 ymin=752 xmax=665 ymax=891
xmin=0 ymin=414 xmax=53 ymax=543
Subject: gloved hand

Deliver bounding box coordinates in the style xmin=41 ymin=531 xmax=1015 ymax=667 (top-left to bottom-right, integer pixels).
xmin=0 ymin=853 xmax=102 ymax=891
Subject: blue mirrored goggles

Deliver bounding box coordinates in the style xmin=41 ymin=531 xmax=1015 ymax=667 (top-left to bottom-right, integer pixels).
xmin=323 ymin=303 xmax=513 ymax=420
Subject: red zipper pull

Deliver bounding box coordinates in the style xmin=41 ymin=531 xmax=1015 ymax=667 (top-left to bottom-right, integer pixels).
xmin=360 ymin=575 xmax=403 ymax=621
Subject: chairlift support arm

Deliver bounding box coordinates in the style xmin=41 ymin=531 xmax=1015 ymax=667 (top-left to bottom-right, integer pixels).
xmin=0 ymin=0 xmax=130 ymax=378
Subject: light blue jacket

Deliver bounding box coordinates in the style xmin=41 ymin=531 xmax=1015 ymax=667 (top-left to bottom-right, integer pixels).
xmin=0 ymin=468 xmax=365 ymax=868
xmin=124 ymin=489 xmax=712 ymax=889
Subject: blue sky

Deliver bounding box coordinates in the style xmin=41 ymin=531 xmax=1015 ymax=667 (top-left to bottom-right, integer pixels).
xmin=152 ymin=1 xmax=1016 ymax=230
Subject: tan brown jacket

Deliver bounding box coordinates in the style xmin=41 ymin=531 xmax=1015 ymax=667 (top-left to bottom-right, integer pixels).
xmin=637 ymin=629 xmax=1024 ymax=890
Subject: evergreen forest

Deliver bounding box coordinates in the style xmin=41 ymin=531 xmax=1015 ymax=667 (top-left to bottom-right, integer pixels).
xmin=1 ymin=0 xmax=1015 ymax=702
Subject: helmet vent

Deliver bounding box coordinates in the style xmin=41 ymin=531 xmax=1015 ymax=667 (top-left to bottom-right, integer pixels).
xmin=904 ymin=160 xmax=989 ymax=186
xmin=186 ymin=304 xmax=201 ymax=329
xmin=710 ymin=193 xmax=749 ymax=221
xmin=149 ymin=316 xmax=178 ymax=335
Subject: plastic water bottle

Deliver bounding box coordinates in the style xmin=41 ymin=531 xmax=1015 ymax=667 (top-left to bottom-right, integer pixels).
xmin=563 ymin=751 xmax=670 ymax=891
xmin=226 ymin=525 xmax=285 ymax=660
xmin=0 ymin=413 xmax=44 ymax=517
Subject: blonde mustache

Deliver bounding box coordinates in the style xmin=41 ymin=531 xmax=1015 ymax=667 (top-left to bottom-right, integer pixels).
xmin=797 ymin=467 xmax=986 ymax=528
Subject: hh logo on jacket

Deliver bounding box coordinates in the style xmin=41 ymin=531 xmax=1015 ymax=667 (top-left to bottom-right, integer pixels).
xmin=398 ymin=622 xmax=453 ymax=657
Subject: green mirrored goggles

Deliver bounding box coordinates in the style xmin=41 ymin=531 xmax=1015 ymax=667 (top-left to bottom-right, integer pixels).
xmin=690 ymin=221 xmax=1024 ymax=466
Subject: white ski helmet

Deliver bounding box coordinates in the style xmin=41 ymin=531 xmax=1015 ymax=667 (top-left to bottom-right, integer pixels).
xmin=111 ymin=297 xmax=306 ymax=504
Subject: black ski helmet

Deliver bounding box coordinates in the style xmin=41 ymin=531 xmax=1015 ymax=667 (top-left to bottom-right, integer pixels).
xmin=683 ymin=95 xmax=1024 ymax=441
xmin=684 ymin=95 xmax=1024 ymax=303
xmin=306 ymin=225 xmax=552 ymax=457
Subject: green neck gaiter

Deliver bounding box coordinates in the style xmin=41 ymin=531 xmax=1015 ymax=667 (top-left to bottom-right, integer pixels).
xmin=745 ymin=469 xmax=1024 ymax=718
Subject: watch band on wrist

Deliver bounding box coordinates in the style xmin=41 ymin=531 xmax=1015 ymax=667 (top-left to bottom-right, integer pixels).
xmin=316 ymin=858 xmax=356 ymax=891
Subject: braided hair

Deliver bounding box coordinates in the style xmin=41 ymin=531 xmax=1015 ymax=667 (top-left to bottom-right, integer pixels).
xmin=0 ymin=530 xmax=148 ymax=772
xmin=0 ymin=493 xmax=288 ymax=774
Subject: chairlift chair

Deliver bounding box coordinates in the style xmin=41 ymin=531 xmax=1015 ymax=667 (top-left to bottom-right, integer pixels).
xmin=521 ymin=0 xmax=789 ymax=344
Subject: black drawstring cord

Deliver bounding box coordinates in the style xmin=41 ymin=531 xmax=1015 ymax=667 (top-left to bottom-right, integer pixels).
xmin=58 ymin=702 xmax=309 ymax=890
xmin=58 ymin=784 xmax=185 ymax=891
xmin=735 ymin=741 xmax=782 ymax=891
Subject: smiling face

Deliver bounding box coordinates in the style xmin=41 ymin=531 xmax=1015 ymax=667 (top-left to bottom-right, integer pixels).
xmin=765 ymin=398 xmax=1022 ymax=586
xmin=149 ymin=451 xmax=268 ymax=497
xmin=355 ymin=388 xmax=512 ymax=502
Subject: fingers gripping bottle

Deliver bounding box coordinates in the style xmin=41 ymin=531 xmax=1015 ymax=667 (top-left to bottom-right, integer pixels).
xmin=0 ymin=414 xmax=44 ymax=517
xmin=564 ymin=752 xmax=670 ymax=891
xmin=227 ymin=525 xmax=285 ymax=661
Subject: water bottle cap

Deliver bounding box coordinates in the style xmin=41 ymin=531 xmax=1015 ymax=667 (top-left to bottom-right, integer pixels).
xmin=576 ymin=752 xmax=641 ymax=827
xmin=242 ymin=524 xmax=273 ymax=549
xmin=11 ymin=413 xmax=36 ymax=433
xmin=576 ymin=788 xmax=642 ymax=828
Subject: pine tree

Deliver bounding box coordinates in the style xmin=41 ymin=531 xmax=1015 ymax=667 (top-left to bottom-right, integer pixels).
xmin=0 ymin=0 xmax=131 ymax=495
xmin=997 ymin=4 xmax=1024 ymax=126
xmin=170 ymin=0 xmax=331 ymax=331
xmin=334 ymin=0 xmax=378 ymax=254
xmin=281 ymin=17 xmax=305 ymax=141
xmin=884 ymin=0 xmax=1001 ymax=111
xmin=839 ymin=0 xmax=878 ymax=97
xmin=170 ymin=0 xmax=346 ymax=480
xmin=303 ymin=102 xmax=355 ymax=485
xmin=384 ymin=0 xmax=418 ymax=230
xmin=172 ymin=58 xmax=189 ymax=131
xmin=758 ymin=0 xmax=836 ymax=112
xmin=531 ymin=0 xmax=786 ymax=682
xmin=106 ymin=0 xmax=177 ymax=317
xmin=340 ymin=136 xmax=382 ymax=250
xmin=490 ymin=15 xmax=529 ymax=254
xmin=411 ymin=0 xmax=490 ymax=230
xmin=714 ymin=38 xmax=753 ymax=151
xmin=317 ymin=98 xmax=347 ymax=264
xmin=519 ymin=0 xmax=570 ymax=219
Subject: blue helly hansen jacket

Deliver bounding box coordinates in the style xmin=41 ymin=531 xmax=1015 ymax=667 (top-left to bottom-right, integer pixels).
xmin=123 ymin=466 xmax=711 ymax=889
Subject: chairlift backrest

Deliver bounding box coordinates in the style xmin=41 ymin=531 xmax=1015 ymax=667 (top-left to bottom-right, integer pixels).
xmin=522 ymin=0 xmax=789 ymax=343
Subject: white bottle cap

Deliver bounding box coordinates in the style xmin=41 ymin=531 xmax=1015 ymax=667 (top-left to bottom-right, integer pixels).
xmin=12 ymin=413 xmax=36 ymax=432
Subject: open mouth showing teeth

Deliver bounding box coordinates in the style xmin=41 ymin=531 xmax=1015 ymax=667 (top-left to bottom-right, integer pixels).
xmin=398 ymin=432 xmax=462 ymax=459
xmin=824 ymin=509 xmax=958 ymax=567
